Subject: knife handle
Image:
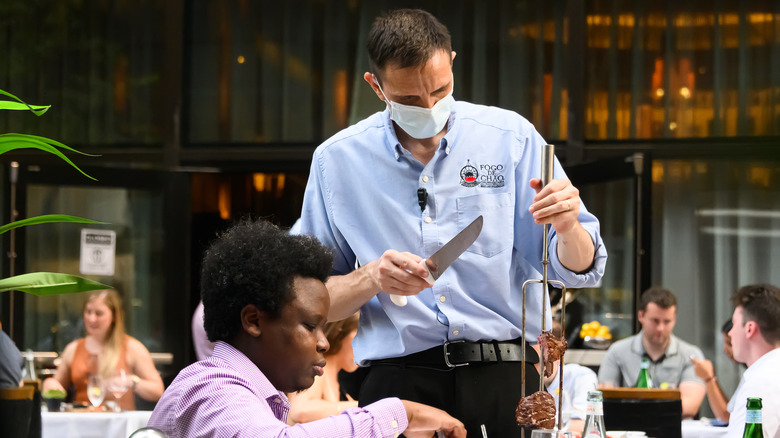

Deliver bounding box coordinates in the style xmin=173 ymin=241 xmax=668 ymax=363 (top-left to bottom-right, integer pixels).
xmin=389 ymin=259 xmax=435 ymax=306
xmin=419 ymin=258 xmax=436 ymax=286
xmin=389 ymin=294 xmax=408 ymax=306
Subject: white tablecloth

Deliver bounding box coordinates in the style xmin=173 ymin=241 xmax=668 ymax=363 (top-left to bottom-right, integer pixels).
xmin=42 ymin=410 xmax=153 ymax=438
xmin=681 ymin=419 xmax=729 ymax=438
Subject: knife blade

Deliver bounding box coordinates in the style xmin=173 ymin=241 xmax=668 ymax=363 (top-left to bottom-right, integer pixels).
xmin=390 ymin=215 xmax=483 ymax=306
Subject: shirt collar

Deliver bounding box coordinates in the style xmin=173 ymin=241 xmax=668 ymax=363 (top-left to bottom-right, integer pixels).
xmin=631 ymin=331 xmax=679 ymax=361
xmin=211 ymin=341 xmax=290 ymax=413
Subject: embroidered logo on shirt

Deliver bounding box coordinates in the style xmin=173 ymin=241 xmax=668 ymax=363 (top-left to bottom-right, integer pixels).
xmin=460 ymin=161 xmax=506 ymax=188
xmin=460 ymin=161 xmax=479 ymax=187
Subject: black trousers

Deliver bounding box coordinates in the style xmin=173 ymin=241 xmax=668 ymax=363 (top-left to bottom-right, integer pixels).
xmin=358 ymin=353 xmax=541 ymax=437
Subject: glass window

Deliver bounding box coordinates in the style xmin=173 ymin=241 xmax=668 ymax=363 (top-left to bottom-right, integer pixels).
xmin=585 ymin=0 xmax=780 ymax=139
xmin=572 ymin=177 xmax=637 ymax=342
xmin=651 ymin=158 xmax=780 ymax=395
xmin=186 ymin=0 xmax=569 ymax=143
xmin=0 ymin=1 xmax=167 ymax=146
xmin=22 ymin=185 xmax=166 ymax=357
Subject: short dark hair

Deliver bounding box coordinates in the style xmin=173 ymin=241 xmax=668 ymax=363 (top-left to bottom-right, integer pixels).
xmin=721 ymin=318 xmax=733 ymax=334
xmin=731 ymin=284 xmax=780 ymax=345
xmin=367 ymin=9 xmax=452 ymax=81
xmin=201 ymin=219 xmax=333 ymax=343
xmin=638 ymin=287 xmax=677 ymax=312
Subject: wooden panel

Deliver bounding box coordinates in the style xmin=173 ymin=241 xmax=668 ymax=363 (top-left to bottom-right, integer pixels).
xmin=602 ymin=387 xmax=681 ymax=400
xmin=0 ymin=386 xmax=34 ymax=400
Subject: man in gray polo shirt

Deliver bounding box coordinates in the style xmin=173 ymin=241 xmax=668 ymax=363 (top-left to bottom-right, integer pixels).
xmin=598 ymin=287 xmax=706 ymax=418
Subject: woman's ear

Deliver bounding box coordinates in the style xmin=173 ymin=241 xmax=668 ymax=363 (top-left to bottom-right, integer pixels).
xmin=240 ymin=304 xmax=263 ymax=337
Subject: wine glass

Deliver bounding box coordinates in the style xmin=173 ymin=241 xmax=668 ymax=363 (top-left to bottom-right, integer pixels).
xmin=87 ymin=374 xmax=105 ymax=410
xmin=107 ymin=369 xmax=131 ymax=412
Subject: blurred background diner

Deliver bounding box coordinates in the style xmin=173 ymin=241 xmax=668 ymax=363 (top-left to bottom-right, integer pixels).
xmin=41 ymin=290 xmax=163 ymax=411
xmin=0 ymin=1 xmax=779 ymax=436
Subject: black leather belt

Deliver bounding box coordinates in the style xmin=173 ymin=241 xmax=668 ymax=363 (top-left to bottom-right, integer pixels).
xmin=371 ymin=339 xmax=539 ymax=369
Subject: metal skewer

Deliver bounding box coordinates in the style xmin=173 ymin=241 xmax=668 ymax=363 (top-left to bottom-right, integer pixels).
xmin=521 ymin=144 xmax=568 ymax=436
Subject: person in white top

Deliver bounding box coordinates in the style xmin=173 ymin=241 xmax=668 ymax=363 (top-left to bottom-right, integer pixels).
xmin=546 ymin=321 xmax=598 ymax=434
xmin=725 ymin=284 xmax=780 ymax=437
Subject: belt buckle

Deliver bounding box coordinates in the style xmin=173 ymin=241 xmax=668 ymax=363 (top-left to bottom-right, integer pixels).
xmin=443 ymin=340 xmax=469 ymax=368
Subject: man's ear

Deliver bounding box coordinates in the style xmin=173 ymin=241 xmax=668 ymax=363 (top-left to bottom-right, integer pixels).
xmin=240 ymin=304 xmax=263 ymax=338
xmin=745 ymin=320 xmax=759 ymax=340
xmin=363 ymin=72 xmax=385 ymax=102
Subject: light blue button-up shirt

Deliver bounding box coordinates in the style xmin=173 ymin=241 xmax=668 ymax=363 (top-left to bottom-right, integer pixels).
xmin=297 ymin=101 xmax=607 ymax=365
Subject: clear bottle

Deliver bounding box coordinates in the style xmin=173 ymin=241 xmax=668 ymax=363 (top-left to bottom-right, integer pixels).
xmin=742 ymin=397 xmax=763 ymax=438
xmin=21 ymin=349 xmax=37 ymax=385
xmin=635 ymin=357 xmax=653 ymax=388
xmin=581 ymin=390 xmax=607 ymax=438
xmin=21 ymin=349 xmax=42 ymax=392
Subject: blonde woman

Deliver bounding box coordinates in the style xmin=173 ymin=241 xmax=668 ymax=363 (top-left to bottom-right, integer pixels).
xmin=287 ymin=313 xmax=360 ymax=424
xmin=43 ymin=290 xmax=164 ymax=410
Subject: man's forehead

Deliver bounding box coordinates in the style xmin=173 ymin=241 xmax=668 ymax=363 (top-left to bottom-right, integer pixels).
xmin=644 ymin=302 xmax=676 ymax=316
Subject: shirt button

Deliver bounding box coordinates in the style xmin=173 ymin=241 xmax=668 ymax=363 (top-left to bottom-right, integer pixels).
xmin=274 ymin=397 xmax=281 ymax=403
xmin=453 ymin=330 xmax=460 ymax=336
xmin=439 ymin=296 xmax=446 ymax=303
xmin=422 ymin=176 xmax=429 ymax=182
xmin=391 ymin=420 xmax=398 ymax=428
xmin=425 ymin=217 xmax=432 ymax=223
xmin=394 ymin=152 xmax=399 ymax=159
xmin=445 ymin=147 xmax=451 ymax=154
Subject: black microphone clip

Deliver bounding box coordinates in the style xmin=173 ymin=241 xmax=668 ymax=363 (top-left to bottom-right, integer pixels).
xmin=417 ymin=188 xmax=428 ymax=212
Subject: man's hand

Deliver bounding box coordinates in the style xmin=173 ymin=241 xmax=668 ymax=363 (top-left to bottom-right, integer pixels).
xmin=401 ymin=400 xmax=467 ymax=438
xmin=366 ymin=249 xmax=434 ymax=299
xmin=689 ymin=356 xmax=715 ymax=381
xmin=529 ymin=178 xmax=595 ymax=273
xmin=324 ymin=250 xmax=434 ymax=320
xmin=529 ymin=178 xmax=581 ymax=234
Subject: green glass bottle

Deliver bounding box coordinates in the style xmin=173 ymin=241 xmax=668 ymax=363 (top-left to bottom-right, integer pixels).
xmin=635 ymin=357 xmax=653 ymax=388
xmin=743 ymin=397 xmax=763 ymax=438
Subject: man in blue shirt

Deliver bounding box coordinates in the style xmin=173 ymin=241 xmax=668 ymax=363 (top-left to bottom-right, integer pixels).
xmin=296 ymin=8 xmax=607 ymax=436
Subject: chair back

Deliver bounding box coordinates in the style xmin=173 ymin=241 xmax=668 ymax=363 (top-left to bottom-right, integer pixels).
xmin=602 ymin=388 xmax=682 ymax=438
xmin=0 ymin=386 xmax=41 ymax=438
xmin=0 ymin=386 xmax=34 ymax=400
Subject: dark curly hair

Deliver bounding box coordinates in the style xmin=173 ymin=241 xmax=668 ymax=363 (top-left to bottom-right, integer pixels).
xmin=200 ymin=219 xmax=333 ymax=343
xmin=731 ymin=284 xmax=780 ymax=345
xmin=367 ymin=9 xmax=451 ymax=82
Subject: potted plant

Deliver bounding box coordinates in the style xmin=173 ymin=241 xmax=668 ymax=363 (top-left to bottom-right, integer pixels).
xmin=0 ymin=89 xmax=109 ymax=296
xmin=41 ymin=388 xmax=67 ymax=412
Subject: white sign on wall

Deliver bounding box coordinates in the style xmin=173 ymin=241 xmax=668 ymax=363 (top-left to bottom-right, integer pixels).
xmin=79 ymin=229 xmax=116 ymax=276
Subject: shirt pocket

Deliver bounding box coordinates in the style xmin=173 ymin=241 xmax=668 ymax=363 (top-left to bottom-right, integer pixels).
xmin=457 ymin=192 xmax=513 ymax=257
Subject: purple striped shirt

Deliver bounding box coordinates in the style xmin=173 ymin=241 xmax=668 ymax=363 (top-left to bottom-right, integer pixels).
xmin=148 ymin=341 xmax=407 ymax=437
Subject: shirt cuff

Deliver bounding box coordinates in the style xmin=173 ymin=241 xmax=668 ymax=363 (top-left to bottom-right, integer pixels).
xmin=362 ymin=397 xmax=408 ymax=437
xmin=548 ymin=227 xmax=607 ymax=288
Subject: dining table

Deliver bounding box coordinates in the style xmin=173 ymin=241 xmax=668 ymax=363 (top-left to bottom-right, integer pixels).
xmin=42 ymin=409 xmax=153 ymax=438
xmin=680 ymin=418 xmax=729 ymax=438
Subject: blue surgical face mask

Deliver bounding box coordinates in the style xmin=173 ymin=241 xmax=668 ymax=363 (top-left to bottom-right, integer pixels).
xmin=374 ymin=77 xmax=454 ymax=139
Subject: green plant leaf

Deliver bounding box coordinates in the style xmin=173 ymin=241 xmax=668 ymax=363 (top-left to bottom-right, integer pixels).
xmin=0 ymin=214 xmax=107 ymax=235
xmin=0 ymin=101 xmax=51 ymax=113
xmin=0 ymin=89 xmax=49 ymax=116
xmin=0 ymin=272 xmax=111 ymax=295
xmin=0 ymin=135 xmax=97 ymax=180
xmin=3 ymin=133 xmax=100 ymax=156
